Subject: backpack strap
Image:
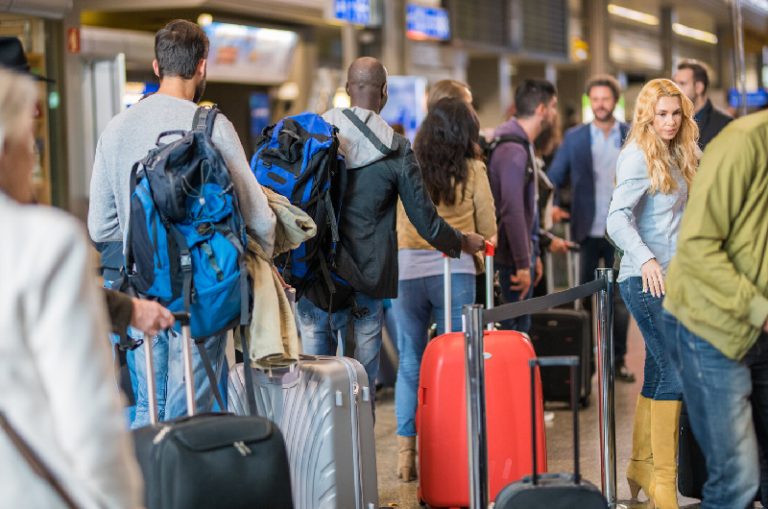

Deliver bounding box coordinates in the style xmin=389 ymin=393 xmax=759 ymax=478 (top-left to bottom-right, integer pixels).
xmin=341 ymin=109 xmax=395 ymax=157
xmin=192 ymin=105 xmax=219 ymax=137
xmin=488 ymin=134 xmax=535 ymax=184
xmin=167 ymin=225 xmax=226 ymax=411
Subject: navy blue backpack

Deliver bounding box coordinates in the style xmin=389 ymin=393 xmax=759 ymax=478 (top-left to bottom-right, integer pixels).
xmin=125 ymin=106 xmax=249 ymax=339
xmin=251 ymin=112 xmax=352 ymax=312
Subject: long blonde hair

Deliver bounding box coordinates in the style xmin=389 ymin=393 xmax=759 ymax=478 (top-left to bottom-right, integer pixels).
xmin=626 ymin=78 xmax=698 ymax=193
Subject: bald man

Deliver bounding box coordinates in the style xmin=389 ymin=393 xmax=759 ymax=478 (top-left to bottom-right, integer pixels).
xmin=296 ymin=57 xmax=484 ymax=411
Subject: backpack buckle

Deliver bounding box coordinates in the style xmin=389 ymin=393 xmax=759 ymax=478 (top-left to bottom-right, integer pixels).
xmin=180 ymin=254 xmax=192 ymax=271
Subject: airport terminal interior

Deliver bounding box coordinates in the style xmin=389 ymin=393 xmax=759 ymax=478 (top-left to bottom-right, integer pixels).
xmin=2 ymin=0 xmax=768 ymax=508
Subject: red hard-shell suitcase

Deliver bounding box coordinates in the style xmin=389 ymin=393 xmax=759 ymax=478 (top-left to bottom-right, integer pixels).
xmin=416 ymin=330 xmax=548 ymax=507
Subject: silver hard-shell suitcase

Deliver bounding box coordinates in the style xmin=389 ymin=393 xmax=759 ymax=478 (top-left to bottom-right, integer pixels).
xmin=228 ymin=355 xmax=378 ymax=509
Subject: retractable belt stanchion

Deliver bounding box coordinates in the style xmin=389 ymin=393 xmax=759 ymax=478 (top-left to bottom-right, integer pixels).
xmin=464 ymin=304 xmax=489 ymax=509
xmin=594 ymin=268 xmax=619 ymax=507
xmin=463 ymin=270 xmax=618 ymax=508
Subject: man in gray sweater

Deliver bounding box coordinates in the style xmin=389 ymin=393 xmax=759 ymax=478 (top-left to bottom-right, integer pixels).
xmin=88 ymin=19 xmax=275 ymax=427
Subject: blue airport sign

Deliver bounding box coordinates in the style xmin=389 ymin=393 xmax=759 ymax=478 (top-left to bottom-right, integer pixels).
xmin=406 ymin=4 xmax=451 ymax=41
xmin=728 ymin=88 xmax=768 ymax=109
xmin=334 ymin=0 xmax=371 ymax=25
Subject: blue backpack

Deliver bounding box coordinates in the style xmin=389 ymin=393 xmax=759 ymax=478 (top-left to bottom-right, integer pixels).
xmin=251 ymin=112 xmax=352 ymax=311
xmin=124 ymin=106 xmax=249 ymax=338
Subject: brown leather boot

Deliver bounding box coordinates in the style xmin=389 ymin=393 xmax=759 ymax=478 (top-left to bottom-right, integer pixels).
xmin=397 ymin=435 xmax=417 ymax=482
xmin=649 ymin=400 xmax=682 ymax=509
xmin=627 ymin=395 xmax=654 ymax=503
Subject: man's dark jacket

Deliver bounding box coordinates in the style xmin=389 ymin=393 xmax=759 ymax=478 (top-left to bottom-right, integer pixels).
xmin=547 ymin=121 xmax=629 ymax=243
xmin=323 ymin=107 xmax=463 ymax=299
xmin=695 ymin=99 xmax=732 ymax=149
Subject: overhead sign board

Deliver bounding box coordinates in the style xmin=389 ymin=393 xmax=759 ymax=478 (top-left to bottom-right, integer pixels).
xmin=406 ymin=4 xmax=450 ymax=41
xmin=203 ymin=22 xmax=298 ymax=85
xmin=728 ymin=88 xmax=768 ymax=109
xmin=334 ymin=0 xmax=371 ymax=25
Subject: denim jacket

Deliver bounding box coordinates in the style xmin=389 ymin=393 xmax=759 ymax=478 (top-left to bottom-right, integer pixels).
xmin=607 ymin=142 xmax=688 ymax=282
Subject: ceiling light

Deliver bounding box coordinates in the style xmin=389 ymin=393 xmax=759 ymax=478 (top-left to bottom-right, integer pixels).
xmin=197 ymin=13 xmax=213 ymax=27
xmin=607 ymin=4 xmax=659 ymax=26
xmin=672 ymin=23 xmax=718 ymax=44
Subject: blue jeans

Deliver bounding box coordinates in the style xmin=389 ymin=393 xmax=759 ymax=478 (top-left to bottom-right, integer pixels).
xmin=619 ymin=277 xmax=681 ymax=400
xmin=131 ymin=327 xmax=227 ymax=428
xmin=664 ymin=311 xmax=768 ymax=509
xmin=497 ymin=263 xmax=534 ymax=333
xmin=297 ymin=293 xmax=384 ymax=394
xmin=391 ymin=273 xmax=475 ymax=437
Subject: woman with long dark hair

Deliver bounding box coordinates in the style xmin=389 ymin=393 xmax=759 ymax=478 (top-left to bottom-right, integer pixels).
xmin=392 ymin=97 xmax=496 ymax=481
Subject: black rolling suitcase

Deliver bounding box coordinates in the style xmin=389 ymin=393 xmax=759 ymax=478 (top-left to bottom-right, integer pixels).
xmin=529 ymin=309 xmax=592 ymax=406
xmin=530 ymin=245 xmax=592 ymax=407
xmin=132 ymin=314 xmax=294 ymax=509
xmin=678 ymin=403 xmax=708 ymax=498
xmin=495 ymin=356 xmax=607 ymax=509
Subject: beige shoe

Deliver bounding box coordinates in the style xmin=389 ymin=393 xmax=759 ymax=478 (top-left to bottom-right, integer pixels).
xmin=649 ymin=400 xmax=682 ymax=509
xmin=397 ymin=435 xmax=417 ymax=482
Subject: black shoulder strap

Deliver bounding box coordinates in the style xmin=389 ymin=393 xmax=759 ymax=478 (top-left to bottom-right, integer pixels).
xmin=490 ymin=134 xmax=530 ymax=151
xmin=192 ymin=105 xmax=219 ymax=137
xmin=341 ymin=109 xmax=395 ymax=157
xmin=488 ymin=134 xmax=534 ymax=182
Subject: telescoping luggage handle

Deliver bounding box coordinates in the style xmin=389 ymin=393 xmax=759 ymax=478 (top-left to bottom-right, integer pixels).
xmin=529 ymin=356 xmax=581 ymax=485
xmin=145 ymin=312 xmax=196 ymax=425
xmin=443 ymin=241 xmax=495 ymax=333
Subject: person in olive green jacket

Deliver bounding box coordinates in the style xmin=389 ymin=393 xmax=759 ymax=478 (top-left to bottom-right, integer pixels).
xmin=662 ymin=109 xmax=768 ymax=509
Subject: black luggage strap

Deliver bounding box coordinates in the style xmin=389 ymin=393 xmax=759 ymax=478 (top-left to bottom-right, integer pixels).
xmin=341 ymin=109 xmax=395 ymax=157
xmin=193 ymin=340 xmax=226 ymax=411
xmin=0 ymin=412 xmax=79 ymax=509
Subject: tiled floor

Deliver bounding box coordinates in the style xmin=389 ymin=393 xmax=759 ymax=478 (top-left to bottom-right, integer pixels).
xmin=374 ymin=319 xmax=705 ymax=508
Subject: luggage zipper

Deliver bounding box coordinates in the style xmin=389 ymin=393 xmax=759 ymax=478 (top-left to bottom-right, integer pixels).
xmin=153 ymin=426 xmax=172 ymax=445
xmin=233 ymin=441 xmax=252 ymax=456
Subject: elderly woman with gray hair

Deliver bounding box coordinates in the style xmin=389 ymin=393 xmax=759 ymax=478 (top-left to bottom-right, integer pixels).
xmin=0 ymin=67 xmax=143 ymax=508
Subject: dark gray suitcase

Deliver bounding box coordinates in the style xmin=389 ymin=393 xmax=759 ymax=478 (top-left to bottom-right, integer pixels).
xmin=228 ymin=354 xmax=378 ymax=509
xmin=494 ymin=356 xmax=607 ymax=509
xmin=529 ymin=309 xmax=592 ymax=406
xmin=132 ymin=315 xmax=293 ymax=509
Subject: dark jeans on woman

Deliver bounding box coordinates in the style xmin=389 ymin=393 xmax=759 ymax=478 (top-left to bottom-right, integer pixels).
xmin=664 ymin=311 xmax=768 ymax=509
xmin=618 ymin=277 xmax=681 ymax=400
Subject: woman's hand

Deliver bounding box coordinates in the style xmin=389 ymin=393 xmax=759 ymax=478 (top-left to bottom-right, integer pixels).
xmin=641 ymin=258 xmax=665 ymax=298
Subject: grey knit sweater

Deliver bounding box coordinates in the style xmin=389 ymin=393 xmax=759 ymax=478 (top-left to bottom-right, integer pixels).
xmin=87 ymin=93 xmax=275 ymax=256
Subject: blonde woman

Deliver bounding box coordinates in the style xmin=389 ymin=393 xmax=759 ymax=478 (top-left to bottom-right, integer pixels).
xmin=0 ymin=67 xmax=143 ymax=507
xmin=607 ymin=78 xmax=698 ymax=509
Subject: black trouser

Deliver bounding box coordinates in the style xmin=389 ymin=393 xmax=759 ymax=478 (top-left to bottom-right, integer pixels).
xmin=579 ymin=236 xmax=629 ymax=365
